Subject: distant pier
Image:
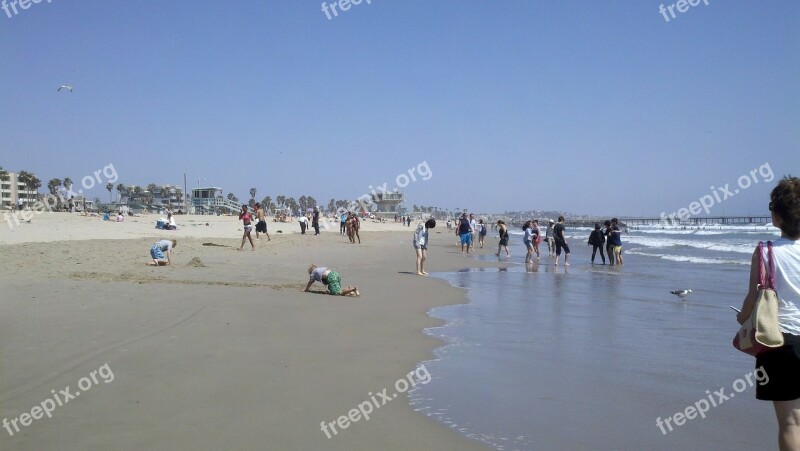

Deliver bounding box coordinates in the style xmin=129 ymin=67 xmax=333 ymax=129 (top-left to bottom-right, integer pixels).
xmin=619 ymin=216 xmax=771 ymax=226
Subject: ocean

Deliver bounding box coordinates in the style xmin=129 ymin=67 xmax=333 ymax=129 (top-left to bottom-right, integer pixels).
xmin=411 ymin=224 xmax=784 ymax=450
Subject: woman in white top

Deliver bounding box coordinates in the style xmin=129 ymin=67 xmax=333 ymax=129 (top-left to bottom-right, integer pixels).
xmin=737 ymin=176 xmax=800 ymax=450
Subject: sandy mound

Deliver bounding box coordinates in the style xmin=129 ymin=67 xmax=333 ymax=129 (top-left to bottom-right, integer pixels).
xmin=186 ymin=257 xmax=206 ymax=267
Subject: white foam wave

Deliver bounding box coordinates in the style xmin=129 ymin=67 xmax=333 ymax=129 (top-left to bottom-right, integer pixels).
xmin=623 ymin=235 xmax=756 ymax=254
xmin=626 ymin=250 xmax=750 ymax=265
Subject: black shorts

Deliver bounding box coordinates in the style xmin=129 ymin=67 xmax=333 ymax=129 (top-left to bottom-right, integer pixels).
xmin=256 ymin=221 xmax=267 ymax=233
xmin=555 ymin=241 xmax=570 ymax=255
xmin=756 ymin=333 xmax=800 ymax=401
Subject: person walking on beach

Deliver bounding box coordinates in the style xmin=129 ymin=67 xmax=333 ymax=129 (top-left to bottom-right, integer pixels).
xmin=414 ymin=218 xmax=436 ymax=275
xmin=304 ymin=264 xmax=360 ymax=296
xmin=523 ymin=220 xmax=536 ymax=264
xmin=298 ymin=214 xmax=308 ymax=235
xmin=469 ymin=214 xmax=478 ymax=247
xmin=736 ymin=176 xmax=800 ymax=451
xmin=312 ymin=207 xmax=320 ymax=235
xmin=478 ymin=219 xmax=487 ymax=248
xmin=545 ymin=219 xmax=556 ymax=257
xmin=456 ymin=213 xmax=473 ymax=254
xmin=339 ymin=211 xmax=347 ymax=235
xmin=495 ymin=220 xmax=510 ymax=257
xmin=609 ymin=218 xmax=623 ymax=265
xmin=346 ymin=212 xmax=361 ymax=244
xmin=588 ymin=222 xmax=606 ymax=264
xmin=148 ymin=239 xmax=176 ymax=266
xmin=255 ymin=203 xmax=270 ymax=241
xmin=239 ymin=204 xmax=255 ymax=251
xmin=553 ymin=216 xmax=570 ymax=266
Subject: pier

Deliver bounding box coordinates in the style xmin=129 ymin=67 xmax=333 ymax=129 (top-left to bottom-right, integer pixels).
xmin=619 ymin=216 xmax=771 ymax=226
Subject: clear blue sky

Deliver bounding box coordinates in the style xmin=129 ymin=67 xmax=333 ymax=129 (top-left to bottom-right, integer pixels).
xmin=1 ymin=0 xmax=797 ymax=216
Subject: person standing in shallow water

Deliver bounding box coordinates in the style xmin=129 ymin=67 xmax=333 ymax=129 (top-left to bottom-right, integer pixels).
xmin=589 ymin=222 xmax=606 ymax=264
xmin=523 ymin=220 xmax=536 ymax=264
xmin=545 ymin=219 xmax=556 ymax=257
xmin=553 ymin=215 xmax=570 ymax=266
xmin=495 ymin=220 xmax=510 ymax=257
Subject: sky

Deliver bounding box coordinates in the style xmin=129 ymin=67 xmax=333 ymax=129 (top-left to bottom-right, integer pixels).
xmin=1 ymin=0 xmax=798 ymax=217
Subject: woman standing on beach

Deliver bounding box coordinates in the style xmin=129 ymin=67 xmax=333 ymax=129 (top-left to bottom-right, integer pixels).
xmin=413 ymin=218 xmax=436 ymax=275
xmin=239 ymin=204 xmax=255 ymax=251
xmin=736 ymin=176 xmax=800 ymax=450
xmin=495 ymin=220 xmax=510 ymax=257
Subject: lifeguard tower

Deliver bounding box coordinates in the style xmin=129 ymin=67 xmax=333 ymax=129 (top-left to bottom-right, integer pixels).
xmin=372 ymin=191 xmax=404 ymax=218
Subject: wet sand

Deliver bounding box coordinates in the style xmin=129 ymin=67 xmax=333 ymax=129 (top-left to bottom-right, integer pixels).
xmin=0 ymin=213 xmax=491 ymax=450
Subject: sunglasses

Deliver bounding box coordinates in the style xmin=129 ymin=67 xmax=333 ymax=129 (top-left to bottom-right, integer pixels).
xmin=769 ymin=201 xmax=774 ymax=212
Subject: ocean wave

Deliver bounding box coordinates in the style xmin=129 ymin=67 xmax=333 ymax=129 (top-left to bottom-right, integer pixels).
xmin=625 ymin=250 xmax=750 ymax=265
xmin=623 ymin=235 xmax=756 ymax=254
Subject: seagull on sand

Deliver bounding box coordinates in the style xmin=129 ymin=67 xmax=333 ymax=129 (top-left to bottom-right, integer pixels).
xmin=670 ymin=289 xmax=692 ymax=300
xmin=57 ymin=85 xmax=73 ymax=92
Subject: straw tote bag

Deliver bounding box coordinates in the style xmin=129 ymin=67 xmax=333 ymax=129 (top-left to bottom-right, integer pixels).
xmin=733 ymin=241 xmax=785 ymax=356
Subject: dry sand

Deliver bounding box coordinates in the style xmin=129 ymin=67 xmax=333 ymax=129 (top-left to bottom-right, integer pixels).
xmin=0 ymin=213 xmax=493 ymax=450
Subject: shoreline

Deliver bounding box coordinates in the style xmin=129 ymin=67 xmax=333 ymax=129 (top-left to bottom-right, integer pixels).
xmin=0 ymin=214 xmax=497 ymax=450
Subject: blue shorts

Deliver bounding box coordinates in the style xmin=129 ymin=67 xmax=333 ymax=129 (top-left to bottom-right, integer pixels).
xmin=150 ymin=245 xmax=165 ymax=260
xmin=460 ymin=233 xmax=471 ymax=245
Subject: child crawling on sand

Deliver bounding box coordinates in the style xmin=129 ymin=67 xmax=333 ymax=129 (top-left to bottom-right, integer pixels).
xmin=304 ymin=264 xmax=360 ymax=296
xmin=148 ymin=239 xmax=176 ymax=266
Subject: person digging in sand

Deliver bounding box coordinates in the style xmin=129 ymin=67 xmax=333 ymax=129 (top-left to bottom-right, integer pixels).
xmin=304 ymin=264 xmax=360 ymax=296
xmin=148 ymin=239 xmax=176 ymax=266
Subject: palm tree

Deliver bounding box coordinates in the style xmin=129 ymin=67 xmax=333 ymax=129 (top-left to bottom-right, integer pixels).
xmin=47 ymin=178 xmax=62 ymax=196
xmin=106 ymin=183 xmax=114 ymax=203
xmin=63 ymin=177 xmax=73 ymax=195
xmin=299 ymin=196 xmax=307 ymax=212
xmin=276 ymin=195 xmax=286 ymax=208
xmin=26 ymin=174 xmax=41 ymax=199
xmin=0 ymin=167 xmax=8 ymax=181
xmin=249 ymin=187 xmax=257 ymax=202
xmin=328 ymin=198 xmax=336 ymax=214
xmin=116 ymin=183 xmax=125 ymax=202
xmin=286 ymin=197 xmax=297 ymax=214
xmin=260 ymin=196 xmax=272 ymax=213
xmin=307 ymin=196 xmax=317 ymax=210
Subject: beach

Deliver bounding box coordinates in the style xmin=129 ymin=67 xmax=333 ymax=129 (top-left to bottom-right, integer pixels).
xmin=0 ymin=213 xmax=488 ymax=450
xmin=0 ymin=214 xmax=784 ymax=450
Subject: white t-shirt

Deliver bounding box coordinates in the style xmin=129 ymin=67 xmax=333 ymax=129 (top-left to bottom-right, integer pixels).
xmin=470 ymin=219 xmax=477 ymax=233
xmin=763 ymin=238 xmax=800 ymax=335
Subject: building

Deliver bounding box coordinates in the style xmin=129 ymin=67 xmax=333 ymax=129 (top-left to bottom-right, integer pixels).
xmin=118 ymin=184 xmax=184 ymax=210
xmin=0 ymin=172 xmax=39 ymax=209
xmin=191 ymin=187 xmax=240 ymax=215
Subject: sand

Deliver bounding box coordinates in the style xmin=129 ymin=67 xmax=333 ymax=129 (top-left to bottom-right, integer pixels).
xmin=0 ymin=213 xmax=491 ymax=450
